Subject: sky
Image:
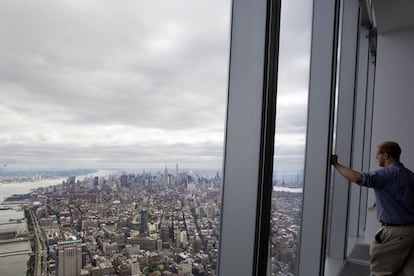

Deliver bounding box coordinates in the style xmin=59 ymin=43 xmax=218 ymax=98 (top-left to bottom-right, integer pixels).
xmin=0 ymin=0 xmax=312 ymax=172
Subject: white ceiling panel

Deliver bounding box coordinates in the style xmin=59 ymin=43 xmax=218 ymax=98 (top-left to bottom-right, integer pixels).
xmin=372 ymin=0 xmax=414 ymax=34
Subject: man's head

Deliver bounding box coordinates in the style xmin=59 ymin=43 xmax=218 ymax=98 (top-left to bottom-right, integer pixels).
xmin=376 ymin=141 xmax=401 ymax=167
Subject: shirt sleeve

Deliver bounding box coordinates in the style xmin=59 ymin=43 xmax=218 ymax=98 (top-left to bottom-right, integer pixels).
xmin=360 ymin=168 xmax=394 ymax=189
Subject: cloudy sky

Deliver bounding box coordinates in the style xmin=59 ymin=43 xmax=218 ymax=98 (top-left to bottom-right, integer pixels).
xmin=0 ymin=0 xmax=312 ymax=172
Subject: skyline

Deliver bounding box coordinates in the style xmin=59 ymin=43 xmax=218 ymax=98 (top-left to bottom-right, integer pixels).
xmin=0 ymin=0 xmax=311 ymax=171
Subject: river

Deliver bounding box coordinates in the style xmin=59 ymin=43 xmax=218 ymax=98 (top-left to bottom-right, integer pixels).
xmin=0 ymin=170 xmax=109 ymax=275
xmin=0 ymin=178 xmax=67 ymax=276
xmin=273 ymin=186 xmax=302 ymax=193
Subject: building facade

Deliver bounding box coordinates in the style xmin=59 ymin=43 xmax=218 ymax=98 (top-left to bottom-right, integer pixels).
xmin=57 ymin=240 xmax=82 ymax=276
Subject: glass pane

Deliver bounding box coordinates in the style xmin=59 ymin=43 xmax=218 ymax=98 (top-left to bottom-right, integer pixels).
xmin=270 ymin=0 xmax=313 ymax=275
xmin=0 ymin=1 xmax=231 ymax=275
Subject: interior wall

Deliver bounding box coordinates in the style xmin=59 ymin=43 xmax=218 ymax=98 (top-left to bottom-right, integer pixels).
xmin=365 ymin=26 xmax=414 ymax=241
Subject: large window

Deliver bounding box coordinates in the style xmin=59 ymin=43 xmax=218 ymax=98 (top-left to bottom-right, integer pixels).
xmin=0 ymin=1 xmax=231 ymax=275
xmin=271 ymin=0 xmax=312 ymax=275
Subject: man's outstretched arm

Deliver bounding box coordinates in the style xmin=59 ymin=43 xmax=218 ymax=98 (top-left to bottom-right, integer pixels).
xmin=330 ymin=155 xmax=363 ymax=184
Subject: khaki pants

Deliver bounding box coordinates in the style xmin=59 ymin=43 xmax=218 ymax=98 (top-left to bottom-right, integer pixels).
xmin=370 ymin=224 xmax=414 ymax=276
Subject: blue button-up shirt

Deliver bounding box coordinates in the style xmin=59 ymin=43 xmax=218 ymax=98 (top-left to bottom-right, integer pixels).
xmin=361 ymin=162 xmax=414 ymax=225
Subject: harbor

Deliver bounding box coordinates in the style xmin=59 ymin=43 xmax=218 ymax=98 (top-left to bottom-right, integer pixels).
xmin=0 ymin=177 xmax=65 ymax=275
xmin=0 ymin=207 xmax=31 ymax=275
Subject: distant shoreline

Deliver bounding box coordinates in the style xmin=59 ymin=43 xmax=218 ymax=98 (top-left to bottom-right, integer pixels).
xmin=273 ymin=186 xmax=302 ymax=193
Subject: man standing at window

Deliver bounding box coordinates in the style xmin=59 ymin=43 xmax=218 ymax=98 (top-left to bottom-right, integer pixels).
xmin=331 ymin=141 xmax=414 ymax=275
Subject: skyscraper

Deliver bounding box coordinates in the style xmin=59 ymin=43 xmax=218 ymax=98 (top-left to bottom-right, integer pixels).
xmin=93 ymin=176 xmax=99 ymax=187
xmin=176 ymin=163 xmax=179 ymax=185
xmin=120 ymin=174 xmax=128 ymax=187
xmin=140 ymin=209 xmax=148 ymax=236
xmin=164 ymin=165 xmax=168 ymax=186
xmin=57 ymin=240 xmax=82 ymax=276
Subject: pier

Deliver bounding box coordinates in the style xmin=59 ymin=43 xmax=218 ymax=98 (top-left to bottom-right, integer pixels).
xmin=0 ymin=249 xmax=31 ymax=257
xmin=0 ymin=237 xmax=29 ymax=244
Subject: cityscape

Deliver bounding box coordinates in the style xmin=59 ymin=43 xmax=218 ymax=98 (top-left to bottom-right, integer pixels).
xmin=0 ymin=168 xmax=303 ymax=276
xmin=0 ymin=1 xmax=310 ymax=275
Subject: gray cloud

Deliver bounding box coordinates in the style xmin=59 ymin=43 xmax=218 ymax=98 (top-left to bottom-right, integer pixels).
xmin=0 ymin=0 xmax=311 ymax=171
xmin=0 ymin=139 xmax=223 ymax=170
xmin=272 ymin=0 xmax=313 ymax=172
xmin=0 ymin=0 xmax=229 ymax=128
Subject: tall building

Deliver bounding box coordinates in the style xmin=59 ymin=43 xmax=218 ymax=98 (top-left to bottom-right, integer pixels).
xmin=176 ymin=163 xmax=179 ymax=185
xmin=57 ymin=240 xmax=82 ymax=276
xmin=120 ymin=174 xmax=128 ymax=187
xmin=147 ymin=178 xmax=152 ymax=194
xmin=129 ymin=258 xmax=141 ymax=276
xmin=67 ymin=176 xmax=76 ymax=202
xmin=161 ymin=226 xmax=170 ymax=248
xmin=93 ymin=176 xmax=99 ymax=187
xmin=67 ymin=176 xmax=76 ymax=184
xmin=140 ymin=209 xmax=148 ymax=236
xmin=164 ymin=165 xmax=168 ymax=186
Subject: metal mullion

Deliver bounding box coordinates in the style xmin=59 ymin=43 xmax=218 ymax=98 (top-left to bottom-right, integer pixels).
xmin=347 ymin=25 xmax=370 ymax=252
xmin=359 ymin=36 xmax=376 ymax=236
xmin=328 ymin=0 xmax=360 ymax=259
xmin=218 ymin=0 xmax=277 ymax=275
xmin=253 ymin=0 xmax=281 ymax=275
xmin=298 ymin=0 xmax=341 ymax=274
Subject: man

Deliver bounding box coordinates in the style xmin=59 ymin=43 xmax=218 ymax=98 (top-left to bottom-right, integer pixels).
xmin=331 ymin=141 xmax=414 ymax=275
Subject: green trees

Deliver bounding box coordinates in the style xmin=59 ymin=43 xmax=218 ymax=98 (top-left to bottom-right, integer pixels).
xmin=24 ymin=208 xmax=36 ymax=276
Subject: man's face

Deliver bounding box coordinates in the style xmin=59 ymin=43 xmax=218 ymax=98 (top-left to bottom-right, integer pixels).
xmin=376 ymin=147 xmax=386 ymax=167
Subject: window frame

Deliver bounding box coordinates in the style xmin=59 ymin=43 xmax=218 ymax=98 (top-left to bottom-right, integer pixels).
xmin=218 ymin=0 xmax=281 ymax=275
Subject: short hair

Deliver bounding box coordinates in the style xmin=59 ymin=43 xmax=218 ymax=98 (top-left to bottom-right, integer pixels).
xmin=378 ymin=141 xmax=401 ymax=160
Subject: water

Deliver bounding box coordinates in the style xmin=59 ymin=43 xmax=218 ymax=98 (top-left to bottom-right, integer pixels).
xmin=0 ymin=178 xmax=64 ymax=276
xmin=0 ymin=243 xmax=31 ymax=276
xmin=0 ymin=177 xmax=67 ymax=204
xmin=0 ymin=170 xmax=109 ymax=275
xmin=0 ymin=208 xmax=31 ymax=275
xmin=0 ymin=179 xmax=62 ymax=276
xmin=273 ymin=186 xmax=302 ymax=193
xmin=0 ymin=169 xmax=112 ymax=203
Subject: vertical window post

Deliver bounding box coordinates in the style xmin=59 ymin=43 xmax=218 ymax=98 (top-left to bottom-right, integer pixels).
xmin=218 ymin=0 xmax=281 ymax=275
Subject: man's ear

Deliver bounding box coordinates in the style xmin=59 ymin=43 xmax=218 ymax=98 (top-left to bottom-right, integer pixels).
xmin=384 ymin=153 xmax=389 ymax=159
